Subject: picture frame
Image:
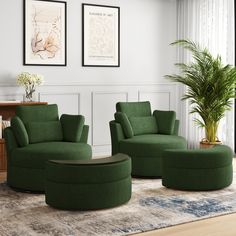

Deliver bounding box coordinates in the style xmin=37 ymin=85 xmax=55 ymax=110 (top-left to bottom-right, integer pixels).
xmin=82 ymin=4 xmax=120 ymax=67
xmin=23 ymin=0 xmax=67 ymax=66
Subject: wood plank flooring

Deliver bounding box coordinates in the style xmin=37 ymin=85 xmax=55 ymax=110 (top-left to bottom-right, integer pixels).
xmin=136 ymin=213 xmax=236 ymax=236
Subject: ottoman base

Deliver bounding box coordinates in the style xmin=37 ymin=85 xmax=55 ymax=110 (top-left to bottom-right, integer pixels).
xmin=162 ymin=145 xmax=233 ymax=191
xmin=162 ymin=165 xmax=233 ymax=191
xmin=46 ymin=177 xmax=131 ymax=210
xmin=45 ymin=154 xmax=132 ymax=210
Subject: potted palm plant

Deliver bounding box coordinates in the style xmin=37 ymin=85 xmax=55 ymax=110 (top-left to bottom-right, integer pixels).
xmin=166 ymin=39 xmax=236 ymax=146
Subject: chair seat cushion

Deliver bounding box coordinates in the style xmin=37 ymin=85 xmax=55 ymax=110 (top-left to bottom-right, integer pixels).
xmin=120 ymin=134 xmax=187 ymax=157
xmin=11 ymin=142 xmax=92 ymax=169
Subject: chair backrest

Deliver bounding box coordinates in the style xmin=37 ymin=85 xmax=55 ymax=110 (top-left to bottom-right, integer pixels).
xmin=116 ymin=101 xmax=151 ymax=117
xmin=115 ymin=101 xmax=158 ymax=136
xmin=115 ymin=101 xmax=177 ymax=137
xmin=16 ymin=104 xmax=59 ymax=123
xmin=15 ymin=104 xmax=63 ymax=144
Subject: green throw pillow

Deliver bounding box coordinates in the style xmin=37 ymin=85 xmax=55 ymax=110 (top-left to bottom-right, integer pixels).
xmin=26 ymin=121 xmax=63 ymax=144
xmin=114 ymin=112 xmax=134 ymax=138
xmin=129 ymin=116 xmax=158 ymax=135
xmin=60 ymin=114 xmax=85 ymax=142
xmin=11 ymin=116 xmax=29 ymax=147
xmin=153 ymin=110 xmax=176 ymax=135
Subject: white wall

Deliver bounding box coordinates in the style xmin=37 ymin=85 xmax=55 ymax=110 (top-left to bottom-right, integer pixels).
xmin=0 ymin=0 xmax=178 ymax=156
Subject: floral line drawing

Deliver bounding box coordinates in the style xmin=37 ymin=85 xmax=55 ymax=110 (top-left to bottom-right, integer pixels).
xmin=24 ymin=0 xmax=66 ymax=66
xmin=31 ymin=5 xmax=61 ymax=60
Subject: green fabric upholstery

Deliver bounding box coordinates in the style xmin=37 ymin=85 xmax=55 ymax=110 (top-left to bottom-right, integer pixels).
xmin=80 ymin=125 xmax=89 ymax=143
xmin=114 ymin=112 xmax=133 ymax=138
xmin=173 ymin=120 xmax=180 ymax=135
xmin=16 ymin=104 xmax=59 ymax=123
xmin=129 ymin=116 xmax=158 ymax=135
xmin=45 ymin=154 xmax=132 ymax=210
xmin=110 ymin=121 xmax=125 ymax=155
xmin=162 ymin=145 xmax=233 ymax=190
xmin=60 ymin=114 xmax=85 ymax=142
xmin=4 ymin=127 xmax=18 ymax=156
xmin=8 ymin=166 xmax=45 ymax=192
xmin=120 ymin=134 xmax=187 ymax=176
xmin=10 ymin=116 xmax=29 ymax=147
xmin=153 ymin=110 xmax=176 ymax=135
xmin=5 ymin=104 xmax=92 ymax=192
xmin=120 ymin=134 xmax=187 ymax=157
xmin=110 ymin=101 xmax=187 ymax=177
xmin=26 ymin=121 xmax=63 ymax=144
xmin=7 ymin=142 xmax=92 ymax=192
xmin=10 ymin=142 xmax=92 ymax=169
xmin=116 ymin=101 xmax=152 ymax=117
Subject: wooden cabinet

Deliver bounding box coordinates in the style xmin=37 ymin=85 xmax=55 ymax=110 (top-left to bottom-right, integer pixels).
xmin=0 ymin=139 xmax=6 ymax=172
xmin=0 ymin=102 xmax=47 ymax=172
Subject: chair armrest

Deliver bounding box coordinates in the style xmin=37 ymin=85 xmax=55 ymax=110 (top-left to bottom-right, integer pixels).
xmin=11 ymin=116 xmax=29 ymax=147
xmin=173 ymin=120 xmax=180 ymax=135
xmin=80 ymin=125 xmax=89 ymax=143
xmin=109 ymin=120 xmax=125 ymax=155
xmin=4 ymin=127 xmax=19 ymax=159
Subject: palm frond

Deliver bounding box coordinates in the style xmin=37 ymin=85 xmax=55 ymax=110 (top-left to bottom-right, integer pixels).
xmin=166 ymin=39 xmax=236 ymax=132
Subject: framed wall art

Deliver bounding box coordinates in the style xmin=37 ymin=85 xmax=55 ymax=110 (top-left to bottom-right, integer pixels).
xmin=82 ymin=4 xmax=120 ymax=67
xmin=24 ymin=0 xmax=67 ymax=66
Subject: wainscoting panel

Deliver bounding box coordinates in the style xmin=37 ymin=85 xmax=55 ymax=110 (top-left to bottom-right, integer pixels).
xmin=40 ymin=93 xmax=80 ymax=115
xmin=0 ymin=94 xmax=23 ymax=103
xmin=139 ymin=91 xmax=171 ymax=110
xmin=138 ymin=84 xmax=178 ymax=112
xmin=92 ymin=91 xmax=128 ymax=147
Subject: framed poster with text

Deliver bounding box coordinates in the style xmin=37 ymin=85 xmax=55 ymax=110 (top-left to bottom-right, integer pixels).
xmin=24 ymin=0 xmax=67 ymax=66
xmin=82 ymin=4 xmax=120 ymax=67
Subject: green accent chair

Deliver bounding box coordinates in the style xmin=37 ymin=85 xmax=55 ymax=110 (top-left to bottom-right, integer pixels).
xmin=4 ymin=104 xmax=92 ymax=192
xmin=45 ymin=153 xmax=132 ymax=210
xmin=110 ymin=101 xmax=187 ymax=177
xmin=162 ymin=145 xmax=233 ymax=190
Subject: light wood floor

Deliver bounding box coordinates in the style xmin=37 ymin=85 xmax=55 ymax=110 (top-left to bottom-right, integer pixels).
xmin=1 ymin=171 xmax=236 ymax=236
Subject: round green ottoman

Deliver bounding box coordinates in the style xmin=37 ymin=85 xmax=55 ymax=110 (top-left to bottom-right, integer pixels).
xmin=162 ymin=145 xmax=233 ymax=190
xmin=45 ymin=153 xmax=132 ymax=210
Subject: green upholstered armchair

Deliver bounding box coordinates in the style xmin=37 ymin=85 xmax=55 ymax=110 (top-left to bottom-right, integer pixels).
xmin=110 ymin=101 xmax=187 ymax=177
xmin=4 ymin=104 xmax=92 ymax=191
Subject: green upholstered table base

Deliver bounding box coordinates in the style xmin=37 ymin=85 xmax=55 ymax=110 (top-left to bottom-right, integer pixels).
xmin=162 ymin=145 xmax=233 ymax=190
xmin=45 ymin=154 xmax=132 ymax=210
